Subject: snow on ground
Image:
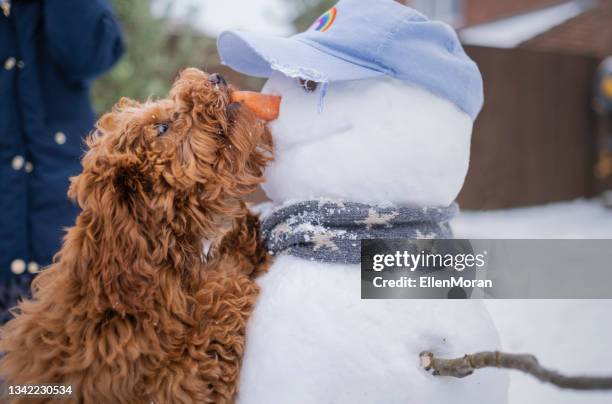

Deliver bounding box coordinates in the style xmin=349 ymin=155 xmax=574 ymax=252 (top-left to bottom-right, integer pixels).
xmin=453 ymin=198 xmax=612 ymax=239
xmin=453 ymin=199 xmax=612 ymax=404
xmin=485 ymin=300 xmax=612 ymax=404
xmin=459 ymin=0 xmax=596 ymax=48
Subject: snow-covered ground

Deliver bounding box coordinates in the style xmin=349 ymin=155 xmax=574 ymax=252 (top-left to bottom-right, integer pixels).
xmin=453 ymin=198 xmax=612 ymax=239
xmin=453 ymin=199 xmax=612 ymax=404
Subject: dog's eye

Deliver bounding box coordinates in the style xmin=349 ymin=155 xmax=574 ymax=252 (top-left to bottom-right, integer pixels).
xmin=155 ymin=123 xmax=169 ymax=136
xmin=209 ymin=73 xmax=227 ymax=86
xmin=298 ymin=78 xmax=318 ymax=93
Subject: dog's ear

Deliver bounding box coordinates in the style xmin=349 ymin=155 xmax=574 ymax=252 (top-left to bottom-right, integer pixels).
xmin=66 ymin=98 xmax=169 ymax=316
xmin=68 ymin=151 xmax=142 ymax=210
xmin=67 ymin=129 xmax=159 ymax=316
xmin=69 ymin=108 xmax=153 ymax=211
xmin=68 ymin=110 xmax=118 ymax=206
xmin=67 ymin=173 xmax=160 ymax=317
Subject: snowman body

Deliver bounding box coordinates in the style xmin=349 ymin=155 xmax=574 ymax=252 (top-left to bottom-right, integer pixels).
xmin=237 ymin=72 xmax=509 ymax=403
xmin=238 ymin=256 xmax=507 ymax=403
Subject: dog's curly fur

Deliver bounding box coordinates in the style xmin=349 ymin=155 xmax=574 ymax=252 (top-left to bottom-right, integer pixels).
xmin=0 ymin=68 xmax=272 ymax=403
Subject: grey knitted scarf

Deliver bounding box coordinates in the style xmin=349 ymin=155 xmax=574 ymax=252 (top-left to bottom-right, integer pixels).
xmin=261 ymin=200 xmax=458 ymax=264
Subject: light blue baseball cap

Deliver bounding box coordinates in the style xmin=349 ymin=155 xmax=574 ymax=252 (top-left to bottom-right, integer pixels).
xmin=217 ymin=0 xmax=483 ymax=120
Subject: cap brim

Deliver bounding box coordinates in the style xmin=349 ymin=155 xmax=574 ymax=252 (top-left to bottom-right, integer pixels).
xmin=217 ymin=30 xmax=384 ymax=82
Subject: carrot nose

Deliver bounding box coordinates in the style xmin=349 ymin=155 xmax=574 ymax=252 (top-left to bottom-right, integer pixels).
xmin=230 ymin=91 xmax=281 ymax=121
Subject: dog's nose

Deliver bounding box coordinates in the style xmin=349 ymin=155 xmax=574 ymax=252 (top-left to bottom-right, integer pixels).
xmin=209 ymin=73 xmax=227 ymax=86
xmin=230 ymin=91 xmax=281 ymax=122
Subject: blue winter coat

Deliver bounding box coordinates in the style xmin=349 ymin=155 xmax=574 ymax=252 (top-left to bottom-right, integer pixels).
xmin=0 ymin=0 xmax=124 ymax=302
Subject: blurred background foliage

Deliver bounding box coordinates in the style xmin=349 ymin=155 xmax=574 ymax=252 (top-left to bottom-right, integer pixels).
xmin=92 ymin=0 xmax=216 ymax=113
xmin=92 ymin=0 xmax=333 ymax=114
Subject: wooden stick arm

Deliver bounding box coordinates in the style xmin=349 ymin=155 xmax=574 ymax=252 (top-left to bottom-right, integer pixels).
xmin=420 ymin=351 xmax=612 ymax=391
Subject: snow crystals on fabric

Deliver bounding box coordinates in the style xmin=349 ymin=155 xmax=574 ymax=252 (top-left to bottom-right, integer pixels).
xmin=261 ymin=199 xmax=458 ymax=264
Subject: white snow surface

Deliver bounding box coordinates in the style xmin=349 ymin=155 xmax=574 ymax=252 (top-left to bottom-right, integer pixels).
xmin=452 ymin=198 xmax=612 ymax=239
xmin=459 ymin=0 xmax=596 ymax=48
xmin=261 ymin=72 xmax=473 ymax=207
xmin=452 ymin=199 xmax=612 ymax=404
xmin=484 ymin=300 xmax=612 ymax=404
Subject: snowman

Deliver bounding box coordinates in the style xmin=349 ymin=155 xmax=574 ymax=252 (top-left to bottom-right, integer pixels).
xmin=218 ymin=0 xmax=509 ymax=402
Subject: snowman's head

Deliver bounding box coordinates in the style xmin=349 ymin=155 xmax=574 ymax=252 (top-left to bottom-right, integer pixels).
xmin=261 ymin=71 xmax=473 ymax=207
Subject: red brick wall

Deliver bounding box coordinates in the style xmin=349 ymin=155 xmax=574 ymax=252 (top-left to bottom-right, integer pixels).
xmin=462 ymin=0 xmax=568 ymax=26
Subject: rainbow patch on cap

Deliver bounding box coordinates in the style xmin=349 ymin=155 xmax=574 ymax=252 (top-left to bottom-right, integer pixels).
xmin=312 ymin=7 xmax=337 ymax=32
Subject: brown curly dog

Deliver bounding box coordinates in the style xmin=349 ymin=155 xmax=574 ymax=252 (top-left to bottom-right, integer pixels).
xmin=0 ymin=68 xmax=278 ymax=403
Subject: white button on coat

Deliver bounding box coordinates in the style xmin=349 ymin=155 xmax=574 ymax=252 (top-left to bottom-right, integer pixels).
xmin=24 ymin=161 xmax=33 ymax=173
xmin=27 ymin=262 xmax=39 ymax=274
xmin=11 ymin=155 xmax=24 ymax=170
xmin=10 ymin=259 xmax=26 ymax=275
xmin=54 ymin=132 xmax=66 ymax=145
xmin=4 ymin=56 xmax=16 ymax=70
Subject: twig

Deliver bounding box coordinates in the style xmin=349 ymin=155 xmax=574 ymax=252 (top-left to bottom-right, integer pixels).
xmin=420 ymin=351 xmax=612 ymax=391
